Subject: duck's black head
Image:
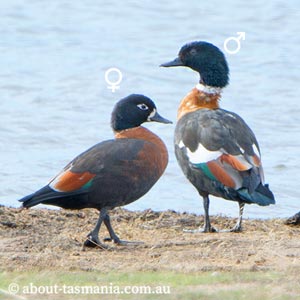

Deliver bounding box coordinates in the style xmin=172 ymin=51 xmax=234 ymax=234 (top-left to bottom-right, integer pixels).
xmin=161 ymin=41 xmax=229 ymax=88
xmin=111 ymin=94 xmax=172 ymax=132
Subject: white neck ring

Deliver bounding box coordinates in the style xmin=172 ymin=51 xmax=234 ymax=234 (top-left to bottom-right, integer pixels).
xmin=196 ymin=83 xmax=222 ymax=94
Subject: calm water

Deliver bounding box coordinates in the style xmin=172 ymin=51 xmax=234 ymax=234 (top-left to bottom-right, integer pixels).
xmin=1 ymin=0 xmax=299 ymax=219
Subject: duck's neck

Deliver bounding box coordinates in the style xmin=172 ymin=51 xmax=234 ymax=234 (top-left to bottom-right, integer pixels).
xmin=177 ymin=83 xmax=222 ymax=120
xmin=114 ymin=126 xmax=162 ymax=145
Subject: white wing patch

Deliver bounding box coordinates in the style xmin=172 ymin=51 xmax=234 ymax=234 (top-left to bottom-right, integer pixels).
xmin=253 ymin=144 xmax=260 ymax=157
xmin=239 ymin=147 xmax=245 ymax=154
xmin=178 ymin=140 xmax=185 ymax=148
xmin=178 ymin=140 xmax=222 ymax=164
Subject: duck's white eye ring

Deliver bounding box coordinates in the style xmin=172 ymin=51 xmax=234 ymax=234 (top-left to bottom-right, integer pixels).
xmin=137 ymin=103 xmax=149 ymax=110
xmin=190 ymin=48 xmax=197 ymax=55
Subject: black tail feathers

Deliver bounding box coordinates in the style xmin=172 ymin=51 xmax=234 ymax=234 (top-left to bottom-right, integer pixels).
xmin=19 ymin=185 xmax=89 ymax=209
xmin=238 ymin=183 xmax=275 ymax=206
xmin=19 ymin=186 xmax=53 ymax=208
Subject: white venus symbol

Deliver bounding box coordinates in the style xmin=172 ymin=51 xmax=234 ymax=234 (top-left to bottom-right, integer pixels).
xmin=104 ymin=67 xmax=123 ymax=93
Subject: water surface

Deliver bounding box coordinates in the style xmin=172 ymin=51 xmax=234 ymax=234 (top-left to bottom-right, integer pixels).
xmin=1 ymin=0 xmax=300 ymax=219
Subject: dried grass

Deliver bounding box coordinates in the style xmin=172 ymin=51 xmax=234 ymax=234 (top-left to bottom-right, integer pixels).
xmin=0 ymin=206 xmax=299 ymax=273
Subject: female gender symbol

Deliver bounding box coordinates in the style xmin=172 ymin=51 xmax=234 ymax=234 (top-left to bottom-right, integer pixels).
xmin=105 ymin=67 xmax=123 ymax=92
xmin=223 ymin=32 xmax=246 ymax=54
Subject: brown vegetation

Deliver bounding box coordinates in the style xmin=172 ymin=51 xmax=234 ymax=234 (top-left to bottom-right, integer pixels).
xmin=0 ymin=206 xmax=299 ymax=273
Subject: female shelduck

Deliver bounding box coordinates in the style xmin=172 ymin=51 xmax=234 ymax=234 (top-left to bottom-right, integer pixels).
xmin=161 ymin=41 xmax=275 ymax=232
xmin=19 ymin=94 xmax=171 ymax=247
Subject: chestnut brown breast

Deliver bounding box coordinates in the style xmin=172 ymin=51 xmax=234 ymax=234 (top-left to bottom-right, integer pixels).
xmin=115 ymin=126 xmax=169 ymax=176
xmin=177 ymin=88 xmax=221 ymax=120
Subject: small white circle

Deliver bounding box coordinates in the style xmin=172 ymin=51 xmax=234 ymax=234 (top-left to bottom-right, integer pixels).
xmin=104 ymin=67 xmax=123 ymax=92
xmin=137 ymin=103 xmax=149 ymax=110
xmin=223 ymin=37 xmax=241 ymax=54
xmin=8 ymin=283 xmax=20 ymax=294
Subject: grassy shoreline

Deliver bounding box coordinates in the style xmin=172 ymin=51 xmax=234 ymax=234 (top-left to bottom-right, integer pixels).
xmin=1 ymin=206 xmax=300 ymax=299
xmin=1 ymin=269 xmax=299 ymax=300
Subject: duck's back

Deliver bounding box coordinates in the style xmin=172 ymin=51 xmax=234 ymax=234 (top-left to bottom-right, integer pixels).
xmin=174 ymin=108 xmax=274 ymax=205
xmin=87 ymin=136 xmax=167 ymax=209
xmin=20 ymin=126 xmax=168 ymax=210
xmin=87 ymin=126 xmax=168 ymax=208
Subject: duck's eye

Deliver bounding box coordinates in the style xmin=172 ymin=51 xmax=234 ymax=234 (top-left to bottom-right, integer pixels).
xmin=137 ymin=103 xmax=149 ymax=110
xmin=190 ymin=48 xmax=197 ymax=55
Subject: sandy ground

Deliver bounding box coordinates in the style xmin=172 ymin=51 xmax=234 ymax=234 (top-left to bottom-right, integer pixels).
xmin=0 ymin=205 xmax=300 ymax=274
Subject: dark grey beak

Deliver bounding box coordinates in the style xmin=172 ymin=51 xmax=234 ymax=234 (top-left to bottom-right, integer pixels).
xmin=160 ymin=56 xmax=184 ymax=67
xmin=149 ymin=111 xmax=172 ymax=124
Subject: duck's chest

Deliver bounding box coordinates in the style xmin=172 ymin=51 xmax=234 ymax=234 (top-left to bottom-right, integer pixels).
xmin=175 ymin=87 xmax=221 ymax=149
xmin=177 ymin=87 xmax=220 ymax=120
xmin=115 ymin=126 xmax=169 ymax=175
